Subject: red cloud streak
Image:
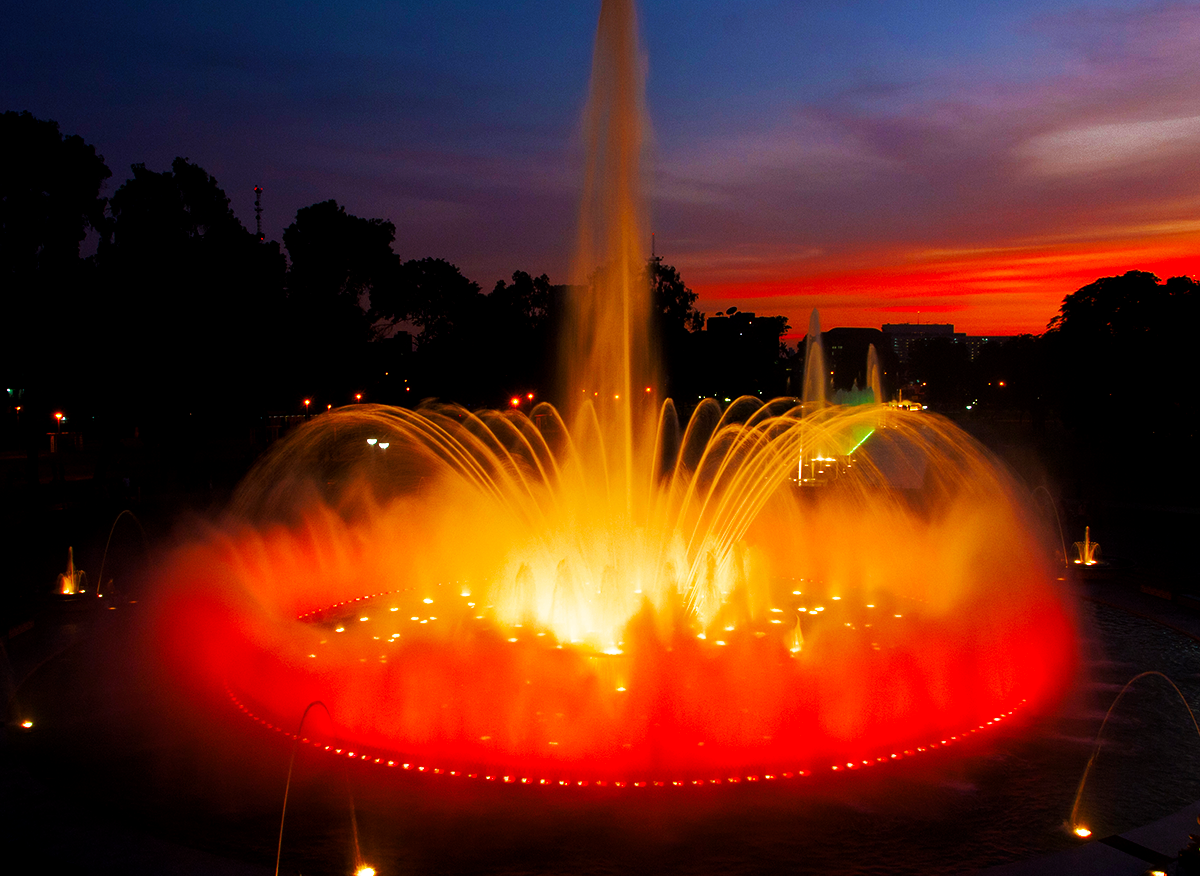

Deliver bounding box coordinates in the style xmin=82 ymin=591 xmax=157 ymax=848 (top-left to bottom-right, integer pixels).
xmin=692 ymin=234 xmax=1200 ymax=337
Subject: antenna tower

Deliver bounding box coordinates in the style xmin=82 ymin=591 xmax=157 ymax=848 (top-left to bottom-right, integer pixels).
xmin=254 ymin=186 xmax=264 ymax=242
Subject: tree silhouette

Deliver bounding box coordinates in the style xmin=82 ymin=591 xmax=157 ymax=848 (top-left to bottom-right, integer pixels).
xmin=1 ymin=111 xmax=110 ymax=392
xmin=99 ymin=157 xmax=285 ymax=414
xmin=284 ymin=200 xmax=398 ymax=345
xmin=645 ymin=255 xmax=704 ymax=334
xmin=640 ymin=256 xmax=705 ymax=398
xmin=1044 ymin=270 xmax=1198 ymax=499
xmin=0 ymin=111 xmax=110 ymax=275
xmin=1045 ymin=270 xmax=1188 ymax=422
xmin=377 ymin=257 xmax=484 ymax=350
xmin=491 ymin=270 xmax=551 ymax=329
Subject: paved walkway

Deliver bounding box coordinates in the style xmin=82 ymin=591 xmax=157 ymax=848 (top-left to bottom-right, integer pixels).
xmin=966 ymin=572 xmax=1200 ymax=875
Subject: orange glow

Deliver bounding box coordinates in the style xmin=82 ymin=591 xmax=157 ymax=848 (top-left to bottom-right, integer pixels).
xmin=693 ymin=234 xmax=1200 ymax=336
xmin=510 ymin=397 xmax=521 ymax=407
xmin=1073 ymin=826 xmax=1092 ymax=839
xmin=154 ymin=401 xmax=1078 ymax=783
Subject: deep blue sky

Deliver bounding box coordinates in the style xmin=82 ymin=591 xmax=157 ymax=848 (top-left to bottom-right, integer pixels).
xmin=5 ymin=1 xmax=1198 ymax=333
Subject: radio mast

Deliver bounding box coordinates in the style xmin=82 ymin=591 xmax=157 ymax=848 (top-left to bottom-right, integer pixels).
xmin=254 ymin=186 xmax=264 ymax=242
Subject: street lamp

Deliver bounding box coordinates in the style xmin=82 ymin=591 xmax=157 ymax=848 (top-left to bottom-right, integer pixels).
xmin=54 ymin=412 xmax=64 ymax=432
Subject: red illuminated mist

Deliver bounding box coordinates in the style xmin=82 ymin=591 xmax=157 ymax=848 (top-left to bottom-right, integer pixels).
xmin=152 ymin=400 xmax=1078 ymax=785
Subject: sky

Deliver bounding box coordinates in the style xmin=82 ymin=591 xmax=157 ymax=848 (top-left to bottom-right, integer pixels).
xmin=4 ymin=0 xmax=1198 ymax=337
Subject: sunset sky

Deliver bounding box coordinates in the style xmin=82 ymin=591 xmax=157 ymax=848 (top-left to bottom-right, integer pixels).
xmin=4 ymin=1 xmax=1198 ymax=336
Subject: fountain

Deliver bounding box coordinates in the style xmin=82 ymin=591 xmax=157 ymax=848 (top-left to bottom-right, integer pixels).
xmin=152 ymin=0 xmax=1077 ymax=788
xmin=1074 ymin=526 xmax=1101 ymax=566
xmin=56 ymin=546 xmax=86 ymax=596
xmin=1069 ymin=671 xmax=1200 ymax=841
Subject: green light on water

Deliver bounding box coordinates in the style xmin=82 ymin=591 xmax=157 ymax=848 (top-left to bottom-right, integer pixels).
xmin=847 ymin=429 xmax=875 ymax=455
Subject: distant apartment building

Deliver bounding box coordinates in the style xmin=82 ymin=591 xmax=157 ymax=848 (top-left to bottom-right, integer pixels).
xmin=881 ymin=323 xmax=959 ymax=364
xmin=881 ymin=323 xmax=1005 ymax=363
xmin=961 ymin=335 xmax=1003 ymax=361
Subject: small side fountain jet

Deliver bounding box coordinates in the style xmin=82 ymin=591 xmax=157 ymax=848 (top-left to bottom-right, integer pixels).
xmin=56 ymin=546 xmax=87 ymax=595
xmin=1073 ymin=527 xmax=1100 ymax=566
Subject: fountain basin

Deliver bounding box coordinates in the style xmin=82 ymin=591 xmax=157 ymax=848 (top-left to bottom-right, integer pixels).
xmin=159 ymin=500 xmax=1076 ymax=784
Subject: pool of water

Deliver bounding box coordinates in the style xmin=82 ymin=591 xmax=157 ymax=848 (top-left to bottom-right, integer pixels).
xmin=12 ymin=594 xmax=1200 ymax=875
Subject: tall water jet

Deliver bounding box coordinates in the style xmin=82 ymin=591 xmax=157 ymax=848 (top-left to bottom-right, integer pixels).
xmin=800 ymin=310 xmax=827 ymax=405
xmin=866 ymin=344 xmax=884 ymax=404
xmin=567 ymin=0 xmax=653 ymax=515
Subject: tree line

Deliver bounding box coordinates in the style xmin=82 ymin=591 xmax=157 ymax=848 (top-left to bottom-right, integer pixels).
xmin=0 ymin=111 xmax=714 ymax=438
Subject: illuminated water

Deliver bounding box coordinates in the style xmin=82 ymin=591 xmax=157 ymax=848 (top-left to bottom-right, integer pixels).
xmin=14 ymin=598 xmax=1195 ymax=875
xmin=151 ymin=0 xmax=1075 ymax=784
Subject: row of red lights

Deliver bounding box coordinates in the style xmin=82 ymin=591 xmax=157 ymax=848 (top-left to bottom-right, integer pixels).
xmin=226 ymin=683 xmax=1025 ymax=787
xmin=295 ymin=590 xmax=395 ymax=622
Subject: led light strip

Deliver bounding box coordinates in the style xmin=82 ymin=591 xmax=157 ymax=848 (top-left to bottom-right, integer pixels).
xmin=224 ymin=679 xmax=1027 ymax=789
